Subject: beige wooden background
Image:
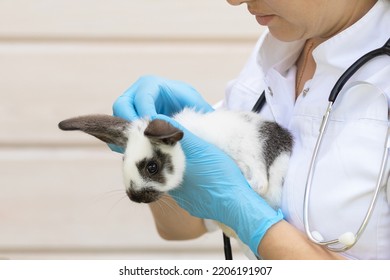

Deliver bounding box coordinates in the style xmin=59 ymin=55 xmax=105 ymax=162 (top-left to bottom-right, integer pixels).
xmin=0 ymin=0 xmax=264 ymax=259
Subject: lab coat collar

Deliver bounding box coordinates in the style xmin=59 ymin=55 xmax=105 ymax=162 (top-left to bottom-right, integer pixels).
xmin=257 ymin=33 xmax=304 ymax=75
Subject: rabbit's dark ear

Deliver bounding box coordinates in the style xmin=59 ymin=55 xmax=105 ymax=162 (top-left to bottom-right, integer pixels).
xmin=58 ymin=115 xmax=130 ymax=147
xmin=144 ymin=119 xmax=183 ymax=146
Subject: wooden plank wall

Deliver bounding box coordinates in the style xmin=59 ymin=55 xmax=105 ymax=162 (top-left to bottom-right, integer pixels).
xmin=0 ymin=0 xmax=264 ymax=259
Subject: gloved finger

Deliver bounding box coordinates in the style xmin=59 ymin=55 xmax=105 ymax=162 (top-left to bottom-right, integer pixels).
xmin=131 ymin=75 xmax=168 ymax=117
xmin=162 ymin=80 xmax=214 ymax=114
xmin=107 ymin=143 xmax=125 ymax=154
xmin=174 ymin=86 xmax=214 ymax=113
xmin=112 ymin=93 xmax=140 ymax=121
xmin=133 ymin=87 xmax=159 ymax=117
xmin=133 ymin=78 xmax=187 ymax=117
xmin=113 ymin=75 xmax=162 ymax=120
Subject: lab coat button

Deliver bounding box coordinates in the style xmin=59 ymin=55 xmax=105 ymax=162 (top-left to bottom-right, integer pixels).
xmin=302 ymin=88 xmax=310 ymax=97
xmin=267 ymin=86 xmax=273 ymax=96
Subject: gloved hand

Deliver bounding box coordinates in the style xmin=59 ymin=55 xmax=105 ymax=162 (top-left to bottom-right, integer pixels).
xmin=113 ymin=75 xmax=214 ymax=121
xmin=111 ymin=75 xmax=214 ymax=153
xmin=153 ymin=114 xmax=284 ymax=257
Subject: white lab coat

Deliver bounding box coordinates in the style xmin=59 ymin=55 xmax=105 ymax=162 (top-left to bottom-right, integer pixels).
xmin=220 ymin=0 xmax=390 ymax=259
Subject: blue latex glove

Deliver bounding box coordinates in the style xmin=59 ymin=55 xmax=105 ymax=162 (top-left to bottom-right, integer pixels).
xmin=111 ymin=75 xmax=214 ymax=153
xmin=113 ymin=75 xmax=214 ymax=120
xmin=153 ymin=114 xmax=284 ymax=257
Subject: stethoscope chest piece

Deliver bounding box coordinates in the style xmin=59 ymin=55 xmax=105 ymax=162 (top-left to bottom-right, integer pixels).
xmin=310 ymin=231 xmax=356 ymax=247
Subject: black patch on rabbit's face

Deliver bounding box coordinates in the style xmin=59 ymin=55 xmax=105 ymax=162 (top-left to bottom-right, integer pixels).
xmin=125 ymin=148 xmax=175 ymax=203
xmin=136 ymin=148 xmax=174 ymax=184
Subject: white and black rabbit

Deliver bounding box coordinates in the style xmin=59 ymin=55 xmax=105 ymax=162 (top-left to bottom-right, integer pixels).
xmin=58 ymin=108 xmax=293 ymax=257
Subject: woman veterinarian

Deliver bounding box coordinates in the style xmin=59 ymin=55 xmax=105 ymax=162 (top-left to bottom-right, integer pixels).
xmin=112 ymin=0 xmax=390 ymax=259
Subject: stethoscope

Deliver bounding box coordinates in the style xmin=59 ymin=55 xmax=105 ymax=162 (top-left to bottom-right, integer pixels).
xmin=302 ymin=38 xmax=390 ymax=252
xmin=221 ymin=37 xmax=390 ymax=259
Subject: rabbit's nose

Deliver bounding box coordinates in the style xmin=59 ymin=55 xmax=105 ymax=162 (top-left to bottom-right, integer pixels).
xmin=126 ymin=187 xmax=162 ymax=203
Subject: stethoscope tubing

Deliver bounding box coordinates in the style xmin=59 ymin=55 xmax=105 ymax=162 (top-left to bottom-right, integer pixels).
xmin=329 ymin=38 xmax=390 ymax=102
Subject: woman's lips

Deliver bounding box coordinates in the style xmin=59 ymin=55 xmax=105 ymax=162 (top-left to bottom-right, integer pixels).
xmin=255 ymin=15 xmax=275 ymax=26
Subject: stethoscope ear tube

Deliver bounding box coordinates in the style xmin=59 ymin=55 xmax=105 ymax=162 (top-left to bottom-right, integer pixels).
xmin=329 ymin=38 xmax=390 ymax=102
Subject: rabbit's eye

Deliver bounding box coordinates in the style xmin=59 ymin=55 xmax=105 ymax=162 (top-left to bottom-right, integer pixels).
xmin=146 ymin=161 xmax=159 ymax=175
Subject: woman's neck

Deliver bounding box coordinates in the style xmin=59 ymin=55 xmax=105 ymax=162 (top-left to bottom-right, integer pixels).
xmin=295 ymin=39 xmax=318 ymax=98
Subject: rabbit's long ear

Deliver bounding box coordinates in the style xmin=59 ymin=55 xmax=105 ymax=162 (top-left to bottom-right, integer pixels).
xmin=144 ymin=119 xmax=183 ymax=146
xmin=58 ymin=115 xmax=130 ymax=147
